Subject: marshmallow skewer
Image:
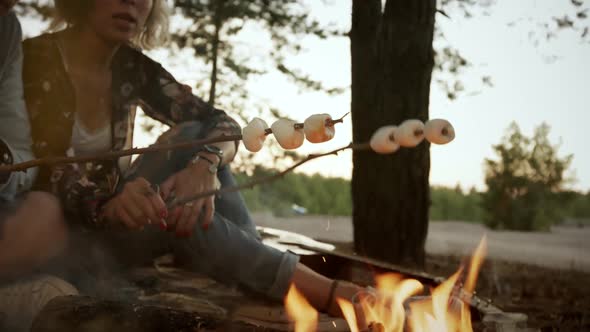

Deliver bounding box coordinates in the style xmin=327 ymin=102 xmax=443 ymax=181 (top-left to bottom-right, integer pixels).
xmin=152 ymin=118 xmax=454 ymax=208
xmin=2 ymin=115 xmax=455 ymax=220
xmin=170 ymin=121 xmax=449 ymax=207
xmin=242 ymin=113 xmax=347 ymax=152
xmin=1 ymin=115 xmax=452 ymax=180
xmin=0 ymin=113 xmax=349 ymax=173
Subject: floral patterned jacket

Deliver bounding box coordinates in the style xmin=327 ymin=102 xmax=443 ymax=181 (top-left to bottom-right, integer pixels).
xmin=22 ymin=32 xmax=241 ymax=224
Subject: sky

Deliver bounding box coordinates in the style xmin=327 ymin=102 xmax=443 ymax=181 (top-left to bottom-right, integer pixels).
xmin=232 ymin=0 xmax=590 ymax=192
xmin=18 ymin=0 xmax=590 ymax=191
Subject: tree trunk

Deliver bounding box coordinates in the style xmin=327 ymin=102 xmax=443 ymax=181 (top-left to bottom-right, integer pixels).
xmin=350 ymin=0 xmax=436 ymax=267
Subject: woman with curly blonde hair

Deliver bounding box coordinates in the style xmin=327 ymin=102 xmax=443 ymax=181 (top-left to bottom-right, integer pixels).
xmin=22 ymin=0 xmax=361 ymax=322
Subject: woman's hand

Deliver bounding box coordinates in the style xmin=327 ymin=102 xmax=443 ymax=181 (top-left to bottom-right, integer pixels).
xmin=102 ymin=177 xmax=168 ymax=230
xmin=161 ymin=157 xmax=220 ymax=237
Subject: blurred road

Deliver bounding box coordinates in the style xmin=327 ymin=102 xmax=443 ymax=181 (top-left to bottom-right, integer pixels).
xmin=253 ymin=212 xmax=590 ymax=272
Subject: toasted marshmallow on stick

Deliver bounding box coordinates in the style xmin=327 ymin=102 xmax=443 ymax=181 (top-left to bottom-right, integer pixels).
xmin=424 ymin=119 xmax=455 ymax=145
xmin=271 ymin=119 xmax=305 ymax=150
xmin=370 ymin=126 xmax=400 ymax=154
xmin=395 ymin=119 xmax=425 ymax=147
xmin=242 ymin=118 xmax=269 ymax=152
xmin=304 ymin=114 xmax=335 ymax=143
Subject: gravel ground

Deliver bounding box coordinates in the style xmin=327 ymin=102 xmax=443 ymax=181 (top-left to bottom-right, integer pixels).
xmin=253 ymin=212 xmax=590 ymax=272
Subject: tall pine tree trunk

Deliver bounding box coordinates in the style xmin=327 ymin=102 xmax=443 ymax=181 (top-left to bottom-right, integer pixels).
xmin=351 ymin=0 xmax=436 ymax=267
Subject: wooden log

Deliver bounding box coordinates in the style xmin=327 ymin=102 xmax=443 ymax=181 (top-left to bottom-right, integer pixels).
xmin=30 ymin=295 xmax=274 ymax=332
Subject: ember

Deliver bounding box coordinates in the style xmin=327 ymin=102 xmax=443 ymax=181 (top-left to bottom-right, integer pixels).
xmin=285 ymin=236 xmax=488 ymax=331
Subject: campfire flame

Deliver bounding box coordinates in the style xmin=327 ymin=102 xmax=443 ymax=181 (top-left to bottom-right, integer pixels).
xmin=285 ymin=284 xmax=319 ymax=332
xmin=465 ymin=236 xmax=487 ymax=293
xmin=285 ymin=236 xmax=488 ymax=332
xmin=336 ymin=298 xmax=359 ymax=332
xmin=407 ymin=270 xmax=462 ymax=332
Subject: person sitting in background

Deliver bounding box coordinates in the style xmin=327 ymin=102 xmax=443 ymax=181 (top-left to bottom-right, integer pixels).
xmin=0 ymin=1 xmax=78 ymax=331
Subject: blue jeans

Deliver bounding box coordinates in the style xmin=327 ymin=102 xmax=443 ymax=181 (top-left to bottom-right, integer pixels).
xmin=96 ymin=122 xmax=299 ymax=300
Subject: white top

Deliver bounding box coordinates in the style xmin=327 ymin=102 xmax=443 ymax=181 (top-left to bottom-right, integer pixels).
xmin=69 ymin=117 xmax=131 ymax=173
xmin=70 ymin=117 xmax=112 ymax=156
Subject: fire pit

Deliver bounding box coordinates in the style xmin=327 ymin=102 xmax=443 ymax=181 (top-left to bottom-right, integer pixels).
xmin=278 ymin=230 xmax=531 ymax=332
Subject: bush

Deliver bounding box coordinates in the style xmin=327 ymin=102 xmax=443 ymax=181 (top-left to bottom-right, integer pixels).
xmin=481 ymin=123 xmax=573 ymax=231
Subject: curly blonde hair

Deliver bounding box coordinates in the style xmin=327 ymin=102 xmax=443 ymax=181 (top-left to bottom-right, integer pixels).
xmin=51 ymin=0 xmax=170 ymax=49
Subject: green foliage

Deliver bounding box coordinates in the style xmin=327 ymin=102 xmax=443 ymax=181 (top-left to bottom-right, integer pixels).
xmin=171 ymin=0 xmax=345 ymax=111
xmin=481 ymin=122 xmax=574 ymax=231
xmin=235 ymin=166 xmax=353 ymax=216
xmin=236 ymin=165 xmax=589 ymax=226
xmin=561 ymin=190 xmax=590 ymax=224
xmin=235 ymin=167 xmax=487 ymax=220
xmin=430 ymin=185 xmax=484 ymax=222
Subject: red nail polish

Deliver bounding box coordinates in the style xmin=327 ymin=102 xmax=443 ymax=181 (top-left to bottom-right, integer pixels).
xmin=202 ymin=223 xmax=209 ymax=231
xmin=160 ymin=210 xmax=168 ymax=218
xmin=160 ymin=222 xmax=167 ymax=231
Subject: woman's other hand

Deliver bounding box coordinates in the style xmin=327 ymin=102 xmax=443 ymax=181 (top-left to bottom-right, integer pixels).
xmin=102 ymin=177 xmax=168 ymax=230
xmin=161 ymin=156 xmax=220 ymax=237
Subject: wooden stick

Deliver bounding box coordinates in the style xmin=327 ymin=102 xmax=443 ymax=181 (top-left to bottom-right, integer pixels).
xmin=0 ymin=134 xmax=242 ymax=173
xmin=168 ymin=142 xmax=371 ymax=208
xmin=0 ymin=114 xmax=351 ymax=173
